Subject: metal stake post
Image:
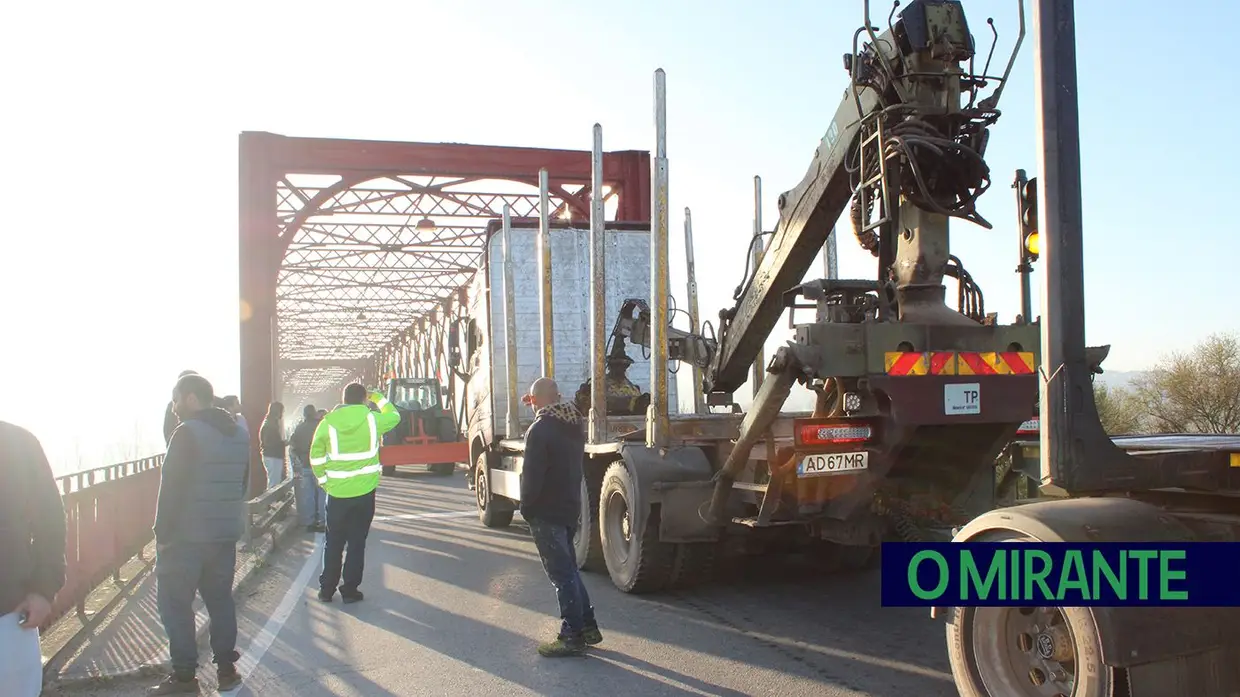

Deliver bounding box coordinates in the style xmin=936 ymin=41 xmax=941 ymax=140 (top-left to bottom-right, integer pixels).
xmin=500 ymin=205 xmax=521 ymax=438
xmin=588 ymin=125 xmax=608 ymax=444
xmin=684 ymin=207 xmax=704 ymax=414
xmin=647 ymin=69 xmax=671 ymax=448
xmin=537 ymin=168 xmax=555 ymax=378
xmin=750 ymin=175 xmax=766 ymax=397
xmin=1033 ymin=0 xmax=1088 ymax=490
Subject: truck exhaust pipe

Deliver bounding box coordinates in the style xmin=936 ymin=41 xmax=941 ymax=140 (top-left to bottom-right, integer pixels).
xmin=588 ymin=124 xmax=607 ymax=444
xmin=500 ymin=204 xmax=521 ymax=438
xmin=537 ymin=168 xmax=555 ymax=379
xmin=647 ymin=68 xmax=671 ymax=448
xmin=684 ymin=207 xmax=705 ymax=414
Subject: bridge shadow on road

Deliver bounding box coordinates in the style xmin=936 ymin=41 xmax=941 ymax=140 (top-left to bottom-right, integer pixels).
xmin=358 ymin=475 xmax=956 ymax=697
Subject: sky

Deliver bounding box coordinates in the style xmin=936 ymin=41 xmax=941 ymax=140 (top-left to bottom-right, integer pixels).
xmin=3 ymin=0 xmax=1237 ymax=474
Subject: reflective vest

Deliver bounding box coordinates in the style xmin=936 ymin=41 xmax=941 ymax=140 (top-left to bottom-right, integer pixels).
xmin=309 ymin=392 xmax=401 ymax=499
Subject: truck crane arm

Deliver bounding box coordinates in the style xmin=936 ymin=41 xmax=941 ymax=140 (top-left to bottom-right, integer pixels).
xmin=703 ymin=0 xmax=1025 ymax=396
xmin=609 ymin=298 xmax=716 ymax=370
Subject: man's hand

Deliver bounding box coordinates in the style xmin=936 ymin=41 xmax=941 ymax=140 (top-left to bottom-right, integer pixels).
xmin=15 ymin=593 xmax=52 ymax=629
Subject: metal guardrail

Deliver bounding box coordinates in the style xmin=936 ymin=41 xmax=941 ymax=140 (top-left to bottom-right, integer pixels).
xmin=55 ymin=455 xmax=164 ymax=628
xmin=243 ymin=477 xmax=295 ymax=551
xmin=41 ymin=456 xmax=296 ymax=676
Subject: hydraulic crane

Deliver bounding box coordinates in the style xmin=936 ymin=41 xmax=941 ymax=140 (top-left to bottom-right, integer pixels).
xmin=701 ymin=0 xmax=1038 ymax=539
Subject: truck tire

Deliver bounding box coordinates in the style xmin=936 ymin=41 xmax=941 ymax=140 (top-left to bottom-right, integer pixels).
xmin=598 ymin=462 xmax=674 ymax=593
xmin=475 ymin=453 xmax=513 ymax=529
xmin=946 ymin=530 xmax=1118 ymax=697
xmin=430 ymin=462 xmax=455 ymax=476
xmin=573 ymin=475 xmax=606 ymax=573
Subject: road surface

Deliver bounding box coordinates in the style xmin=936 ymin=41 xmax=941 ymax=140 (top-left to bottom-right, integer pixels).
xmin=57 ymin=472 xmax=958 ymax=697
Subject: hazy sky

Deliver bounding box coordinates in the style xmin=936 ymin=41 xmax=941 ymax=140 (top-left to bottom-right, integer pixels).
xmin=3 ymin=0 xmax=1235 ymax=473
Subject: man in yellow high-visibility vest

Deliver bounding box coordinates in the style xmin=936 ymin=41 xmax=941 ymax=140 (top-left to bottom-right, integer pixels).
xmin=309 ymin=382 xmax=400 ymax=603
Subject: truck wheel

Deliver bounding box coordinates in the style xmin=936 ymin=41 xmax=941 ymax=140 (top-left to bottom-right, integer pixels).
xmin=598 ymin=462 xmax=674 ymax=593
xmin=573 ymin=475 xmax=605 ymax=572
xmin=382 ymin=465 xmax=396 ymax=477
xmin=430 ymin=462 xmax=455 ymax=476
xmin=946 ymin=531 xmax=1117 ymax=697
xmin=475 ymin=454 xmax=513 ymax=529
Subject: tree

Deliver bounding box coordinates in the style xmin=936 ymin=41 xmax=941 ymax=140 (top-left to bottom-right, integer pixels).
xmin=1131 ymin=332 xmax=1240 ymax=434
xmin=1093 ymin=381 xmax=1146 ymax=435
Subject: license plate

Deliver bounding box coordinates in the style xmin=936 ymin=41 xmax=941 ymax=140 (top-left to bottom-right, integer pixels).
xmin=797 ymin=451 xmax=869 ymax=477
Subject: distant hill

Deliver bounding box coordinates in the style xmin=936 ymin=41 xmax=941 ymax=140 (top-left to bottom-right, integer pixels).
xmin=1096 ymin=370 xmax=1147 ymax=391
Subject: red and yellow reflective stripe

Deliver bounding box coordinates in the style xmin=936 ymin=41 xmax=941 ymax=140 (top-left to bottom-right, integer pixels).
xmin=884 ymin=351 xmax=1036 ymax=376
xmin=884 ymin=352 xmax=929 ymax=375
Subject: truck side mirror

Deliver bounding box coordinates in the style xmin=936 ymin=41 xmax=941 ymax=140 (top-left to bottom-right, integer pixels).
xmin=448 ymin=323 xmax=462 ymax=369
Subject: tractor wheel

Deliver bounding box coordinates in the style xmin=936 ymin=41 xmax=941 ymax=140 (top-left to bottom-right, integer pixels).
xmin=430 ymin=462 xmax=455 ymax=476
xmin=946 ymin=530 xmax=1119 ymax=697
xmin=598 ymin=462 xmax=674 ymax=593
xmin=474 ymin=453 xmax=513 ymax=529
xmin=573 ymin=474 xmax=606 ymax=573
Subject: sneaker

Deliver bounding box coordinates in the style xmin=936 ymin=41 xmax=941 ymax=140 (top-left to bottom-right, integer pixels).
xmin=583 ymin=626 xmax=603 ymax=645
xmin=341 ymin=590 xmax=364 ymax=604
xmin=148 ymin=674 xmax=199 ymax=694
xmin=217 ymin=663 xmax=241 ymax=692
xmin=317 ymin=589 xmax=334 ymax=603
xmin=537 ymin=636 xmax=586 ymax=657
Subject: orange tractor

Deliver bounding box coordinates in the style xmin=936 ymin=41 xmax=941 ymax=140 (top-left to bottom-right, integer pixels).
xmin=378 ymin=377 xmax=468 ymax=476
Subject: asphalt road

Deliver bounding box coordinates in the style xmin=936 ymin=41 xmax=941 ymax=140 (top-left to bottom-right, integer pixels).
xmin=60 ymin=472 xmax=959 ymax=697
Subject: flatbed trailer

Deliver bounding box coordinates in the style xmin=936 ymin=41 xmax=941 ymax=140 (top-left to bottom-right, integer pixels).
xmin=939 ymin=1 xmax=1240 ymax=695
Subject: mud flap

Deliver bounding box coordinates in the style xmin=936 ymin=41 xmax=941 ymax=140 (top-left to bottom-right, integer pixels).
xmin=618 ymin=445 xmax=718 ymax=544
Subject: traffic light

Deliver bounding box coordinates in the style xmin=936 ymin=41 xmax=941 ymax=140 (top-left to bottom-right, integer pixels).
xmin=1019 ymin=177 xmax=1039 ymax=262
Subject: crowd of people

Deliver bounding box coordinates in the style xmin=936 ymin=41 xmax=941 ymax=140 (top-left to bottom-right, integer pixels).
xmin=0 ymin=367 xmax=603 ymax=695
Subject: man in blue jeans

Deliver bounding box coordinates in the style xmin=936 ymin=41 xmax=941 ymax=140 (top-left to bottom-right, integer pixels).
xmin=149 ymin=373 xmax=249 ymax=694
xmin=289 ymin=404 xmax=326 ymax=532
xmin=520 ymin=377 xmax=603 ymax=657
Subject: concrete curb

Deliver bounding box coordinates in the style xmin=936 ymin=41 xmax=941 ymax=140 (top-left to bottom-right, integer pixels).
xmin=48 ymin=514 xmax=299 ymax=691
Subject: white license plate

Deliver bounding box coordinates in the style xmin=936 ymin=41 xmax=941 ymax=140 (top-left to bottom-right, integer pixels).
xmin=797 ymin=451 xmax=869 ymax=477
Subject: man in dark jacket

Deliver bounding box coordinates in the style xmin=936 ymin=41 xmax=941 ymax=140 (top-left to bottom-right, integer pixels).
xmin=520 ymin=377 xmax=603 ymax=657
xmin=163 ymin=370 xmax=197 ymax=445
xmin=289 ymin=404 xmax=325 ymax=533
xmin=149 ymin=373 xmax=249 ymax=695
xmin=0 ymin=421 xmax=66 ymax=695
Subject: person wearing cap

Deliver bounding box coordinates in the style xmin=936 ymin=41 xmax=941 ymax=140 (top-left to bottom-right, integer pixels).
xmin=573 ymin=352 xmax=651 ymax=416
xmin=310 ymin=383 xmax=401 ymax=604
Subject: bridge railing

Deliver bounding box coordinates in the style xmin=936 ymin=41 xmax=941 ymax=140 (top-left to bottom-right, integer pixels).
xmin=43 ymin=453 xmax=295 ymax=668
xmin=55 ymin=455 xmax=164 ymax=626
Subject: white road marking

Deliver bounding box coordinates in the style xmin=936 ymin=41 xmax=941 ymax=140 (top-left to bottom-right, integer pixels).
xmin=231 ymin=534 xmax=322 ymax=688
xmin=229 ymin=508 xmax=476 ymax=690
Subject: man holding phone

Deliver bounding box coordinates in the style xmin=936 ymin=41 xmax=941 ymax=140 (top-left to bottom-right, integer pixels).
xmin=0 ymin=421 xmax=67 ymax=696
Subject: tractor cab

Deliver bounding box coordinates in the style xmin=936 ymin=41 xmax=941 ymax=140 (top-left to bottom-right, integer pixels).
xmin=388 ymin=377 xmax=445 ymax=414
xmin=378 ymin=377 xmax=464 ymax=476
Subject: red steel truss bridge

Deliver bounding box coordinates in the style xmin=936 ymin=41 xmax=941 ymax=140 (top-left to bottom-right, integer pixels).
xmin=238 ymin=131 xmax=651 ymax=485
